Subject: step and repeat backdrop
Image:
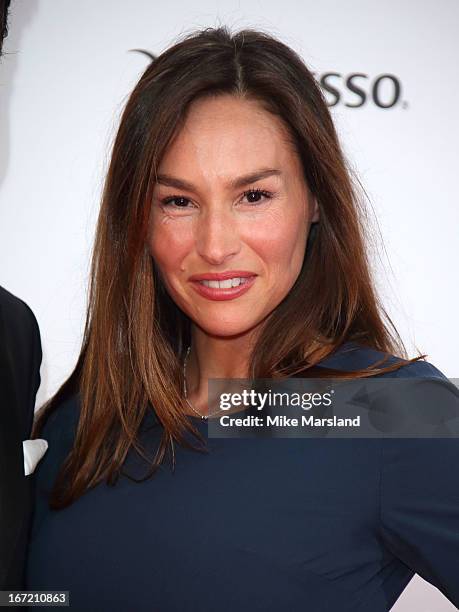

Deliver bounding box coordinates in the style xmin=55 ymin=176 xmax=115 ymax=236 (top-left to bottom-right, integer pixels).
xmin=1 ymin=1 xmax=458 ymax=609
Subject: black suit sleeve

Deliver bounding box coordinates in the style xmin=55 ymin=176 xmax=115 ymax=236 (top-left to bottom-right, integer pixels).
xmin=0 ymin=285 xmax=42 ymax=437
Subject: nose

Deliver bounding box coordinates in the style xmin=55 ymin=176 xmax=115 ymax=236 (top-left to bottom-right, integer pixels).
xmin=195 ymin=206 xmax=241 ymax=265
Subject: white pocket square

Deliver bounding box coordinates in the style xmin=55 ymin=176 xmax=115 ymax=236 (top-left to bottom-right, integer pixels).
xmin=23 ymin=439 xmax=48 ymax=476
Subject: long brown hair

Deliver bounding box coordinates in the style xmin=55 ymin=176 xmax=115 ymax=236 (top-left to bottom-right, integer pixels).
xmin=33 ymin=25 xmax=426 ymax=509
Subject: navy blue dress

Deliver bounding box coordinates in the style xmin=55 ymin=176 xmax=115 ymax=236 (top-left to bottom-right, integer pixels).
xmin=25 ymin=343 xmax=459 ymax=611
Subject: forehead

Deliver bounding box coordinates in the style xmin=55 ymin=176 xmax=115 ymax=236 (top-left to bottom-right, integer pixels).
xmin=158 ymin=95 xmax=301 ymax=179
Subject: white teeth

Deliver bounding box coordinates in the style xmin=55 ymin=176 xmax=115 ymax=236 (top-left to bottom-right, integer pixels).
xmin=199 ymin=277 xmax=249 ymax=289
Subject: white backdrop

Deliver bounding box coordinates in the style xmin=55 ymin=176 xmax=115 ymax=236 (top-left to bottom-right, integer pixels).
xmin=1 ymin=1 xmax=458 ymax=609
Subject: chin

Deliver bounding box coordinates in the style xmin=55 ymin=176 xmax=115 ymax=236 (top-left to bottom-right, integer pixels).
xmin=191 ymin=316 xmax=262 ymax=339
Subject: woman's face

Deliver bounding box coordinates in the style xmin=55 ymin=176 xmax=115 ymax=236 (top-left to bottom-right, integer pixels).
xmin=148 ymin=94 xmax=319 ymax=338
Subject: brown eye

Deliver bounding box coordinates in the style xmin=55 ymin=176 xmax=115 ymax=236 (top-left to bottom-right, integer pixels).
xmin=241 ymin=189 xmax=273 ymax=205
xmin=161 ymin=196 xmax=192 ymax=208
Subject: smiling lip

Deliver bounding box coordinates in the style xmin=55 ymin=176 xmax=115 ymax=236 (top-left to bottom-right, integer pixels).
xmin=189 ymin=272 xmax=257 ymax=301
xmin=188 ymin=270 xmax=256 ymax=281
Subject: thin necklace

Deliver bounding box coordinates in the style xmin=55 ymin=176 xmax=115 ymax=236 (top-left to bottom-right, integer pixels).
xmin=183 ymin=345 xmax=221 ymax=420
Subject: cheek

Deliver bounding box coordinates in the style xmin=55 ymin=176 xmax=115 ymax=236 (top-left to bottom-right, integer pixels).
xmin=244 ymin=209 xmax=307 ymax=272
xmin=148 ymin=218 xmax=191 ymax=272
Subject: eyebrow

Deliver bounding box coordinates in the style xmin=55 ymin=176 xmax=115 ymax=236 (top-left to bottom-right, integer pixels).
xmin=154 ymin=168 xmax=283 ymax=192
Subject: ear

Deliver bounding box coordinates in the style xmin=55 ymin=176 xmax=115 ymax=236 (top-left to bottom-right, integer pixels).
xmin=310 ymin=195 xmax=319 ymax=223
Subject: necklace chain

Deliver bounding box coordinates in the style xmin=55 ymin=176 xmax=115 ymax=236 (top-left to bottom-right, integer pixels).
xmin=183 ymin=345 xmax=221 ymax=420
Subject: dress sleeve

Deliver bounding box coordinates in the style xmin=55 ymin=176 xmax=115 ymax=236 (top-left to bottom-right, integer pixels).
xmin=379 ymin=361 xmax=459 ymax=607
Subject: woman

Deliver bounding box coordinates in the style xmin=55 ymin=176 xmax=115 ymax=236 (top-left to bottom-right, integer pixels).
xmin=26 ymin=26 xmax=459 ymax=611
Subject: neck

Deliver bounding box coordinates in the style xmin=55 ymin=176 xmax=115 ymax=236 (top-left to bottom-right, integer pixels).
xmin=184 ymin=328 xmax=258 ymax=412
